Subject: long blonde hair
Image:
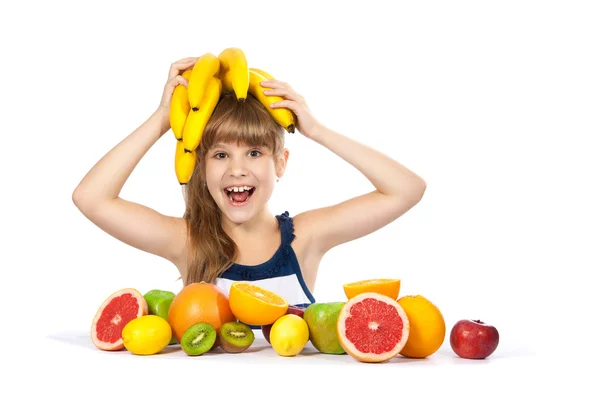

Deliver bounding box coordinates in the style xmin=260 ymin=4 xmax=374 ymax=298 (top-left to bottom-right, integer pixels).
xmin=181 ymin=90 xmax=285 ymax=285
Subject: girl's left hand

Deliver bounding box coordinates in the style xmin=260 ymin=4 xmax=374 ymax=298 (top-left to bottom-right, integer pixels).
xmin=261 ymin=80 xmax=323 ymax=139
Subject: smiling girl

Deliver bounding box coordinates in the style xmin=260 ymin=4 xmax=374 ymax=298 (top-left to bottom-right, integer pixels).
xmin=72 ymin=56 xmax=427 ymax=309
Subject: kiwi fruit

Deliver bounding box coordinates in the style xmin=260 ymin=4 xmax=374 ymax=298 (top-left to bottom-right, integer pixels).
xmin=218 ymin=321 xmax=255 ymax=353
xmin=210 ymin=336 xmax=221 ymax=351
xmin=180 ymin=322 xmax=217 ymax=356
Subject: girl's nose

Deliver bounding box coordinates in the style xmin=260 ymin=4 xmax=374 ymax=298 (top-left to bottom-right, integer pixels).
xmin=228 ymin=157 xmax=249 ymax=177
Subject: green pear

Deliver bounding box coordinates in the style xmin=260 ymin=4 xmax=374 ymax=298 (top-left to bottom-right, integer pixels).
xmin=303 ymin=302 xmax=346 ymax=354
xmin=144 ymin=289 xmax=177 ymax=345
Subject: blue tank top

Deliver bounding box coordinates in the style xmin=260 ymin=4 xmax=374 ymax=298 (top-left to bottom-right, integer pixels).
xmin=214 ymin=211 xmax=316 ymax=328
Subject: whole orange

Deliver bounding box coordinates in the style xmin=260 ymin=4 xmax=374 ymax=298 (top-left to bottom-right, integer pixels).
xmin=397 ymin=295 xmax=445 ymax=358
xmin=167 ymin=282 xmax=236 ymax=343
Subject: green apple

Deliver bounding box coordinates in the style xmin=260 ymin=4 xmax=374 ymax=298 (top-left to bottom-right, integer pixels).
xmin=303 ymin=302 xmax=346 ymax=354
xmin=144 ymin=289 xmax=177 ymax=345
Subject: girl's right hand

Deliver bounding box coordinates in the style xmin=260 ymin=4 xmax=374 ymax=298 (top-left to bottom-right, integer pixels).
xmin=155 ymin=57 xmax=198 ymax=132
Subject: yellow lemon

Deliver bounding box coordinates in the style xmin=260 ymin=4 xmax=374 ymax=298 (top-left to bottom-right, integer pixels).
xmin=122 ymin=315 xmax=172 ymax=355
xmin=397 ymin=295 xmax=446 ymax=358
xmin=270 ymin=314 xmax=309 ymax=357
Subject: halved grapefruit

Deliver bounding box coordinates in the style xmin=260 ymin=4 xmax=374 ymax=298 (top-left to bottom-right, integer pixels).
xmin=337 ymin=292 xmax=409 ymax=363
xmin=91 ymin=288 xmax=148 ymax=351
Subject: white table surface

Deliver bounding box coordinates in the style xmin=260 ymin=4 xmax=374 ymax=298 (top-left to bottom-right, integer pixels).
xmin=3 ymin=328 xmax=573 ymax=402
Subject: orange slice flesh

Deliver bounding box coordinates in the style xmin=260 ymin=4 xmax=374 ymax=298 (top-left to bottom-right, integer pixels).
xmin=229 ymin=282 xmax=289 ymax=326
xmin=235 ymin=283 xmax=287 ymax=305
xmin=343 ymin=278 xmax=401 ymax=300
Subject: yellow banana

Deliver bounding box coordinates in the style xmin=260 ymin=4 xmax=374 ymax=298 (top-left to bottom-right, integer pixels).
xmin=248 ymin=69 xmax=295 ymax=133
xmin=219 ymin=69 xmax=234 ymax=92
xmin=175 ymin=139 xmax=196 ymax=185
xmin=182 ymin=76 xmax=223 ymax=153
xmin=170 ymin=68 xmax=193 ymax=141
xmin=218 ymin=47 xmax=249 ymax=102
xmin=187 ymin=53 xmax=220 ymax=111
xmin=249 ymin=67 xmax=274 ymax=80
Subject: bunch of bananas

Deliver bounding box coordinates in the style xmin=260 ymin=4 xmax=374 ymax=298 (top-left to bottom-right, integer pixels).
xmin=170 ymin=47 xmax=296 ymax=185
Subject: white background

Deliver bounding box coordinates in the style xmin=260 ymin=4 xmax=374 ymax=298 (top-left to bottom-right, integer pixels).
xmin=1 ymin=0 xmax=597 ymax=401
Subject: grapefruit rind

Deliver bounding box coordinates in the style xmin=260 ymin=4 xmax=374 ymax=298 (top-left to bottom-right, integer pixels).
xmin=337 ymin=292 xmax=410 ymax=363
xmin=90 ymin=288 xmax=148 ymax=351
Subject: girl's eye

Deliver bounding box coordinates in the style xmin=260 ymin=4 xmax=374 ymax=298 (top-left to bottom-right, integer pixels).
xmin=214 ymin=150 xmax=261 ymax=159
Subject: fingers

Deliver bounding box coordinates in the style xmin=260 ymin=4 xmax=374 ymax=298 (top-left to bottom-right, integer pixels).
xmin=168 ymin=57 xmax=198 ymax=80
xmin=261 ymin=79 xmax=301 ymax=96
xmin=163 ymin=75 xmax=188 ymax=98
xmin=263 ymin=87 xmax=303 ymax=104
xmin=166 ymin=75 xmax=189 ymax=89
xmin=160 ymin=75 xmax=189 ymax=109
xmin=269 ymin=99 xmax=295 ymax=110
xmin=260 ymin=79 xmax=289 ymax=89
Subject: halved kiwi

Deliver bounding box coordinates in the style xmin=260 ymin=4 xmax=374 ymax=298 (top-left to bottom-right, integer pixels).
xmin=218 ymin=321 xmax=255 ymax=353
xmin=181 ymin=322 xmax=216 ymax=356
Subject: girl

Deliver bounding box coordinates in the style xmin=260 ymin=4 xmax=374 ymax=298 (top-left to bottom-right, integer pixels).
xmin=72 ymin=56 xmax=427 ymax=309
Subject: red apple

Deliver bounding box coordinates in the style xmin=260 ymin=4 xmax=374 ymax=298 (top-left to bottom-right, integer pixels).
xmin=450 ymin=319 xmax=500 ymax=359
xmin=261 ymin=305 xmax=306 ymax=344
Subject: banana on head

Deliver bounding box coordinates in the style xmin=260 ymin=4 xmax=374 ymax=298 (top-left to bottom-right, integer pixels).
xmin=170 ymin=49 xmax=295 ymax=183
xmin=175 ymin=138 xmax=196 ymax=185
xmin=249 ymin=67 xmax=274 ymax=80
xmin=218 ymin=47 xmax=249 ymax=102
xmin=220 ymin=69 xmax=234 ymax=92
xmin=248 ymin=68 xmax=295 ymax=133
xmin=187 ymin=53 xmax=220 ymax=110
xmin=182 ymin=76 xmax=223 ymax=153
xmin=170 ymin=68 xmax=193 ymax=141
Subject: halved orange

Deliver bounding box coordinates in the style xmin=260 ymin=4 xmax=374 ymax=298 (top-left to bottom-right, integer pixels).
xmin=228 ymin=282 xmax=289 ymax=326
xmin=343 ymin=278 xmax=401 ymax=300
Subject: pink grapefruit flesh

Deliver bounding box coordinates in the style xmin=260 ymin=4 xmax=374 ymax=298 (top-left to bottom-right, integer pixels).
xmin=91 ymin=288 xmax=148 ymax=351
xmin=337 ymin=292 xmax=410 ymax=363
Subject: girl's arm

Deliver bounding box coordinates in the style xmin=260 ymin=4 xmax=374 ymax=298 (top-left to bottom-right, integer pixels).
xmin=72 ymin=57 xmax=198 ymax=268
xmin=297 ymin=125 xmax=427 ymax=255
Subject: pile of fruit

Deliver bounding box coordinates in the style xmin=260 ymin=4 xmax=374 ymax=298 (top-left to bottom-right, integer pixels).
xmin=171 ymin=47 xmax=295 ymax=185
xmin=90 ymin=279 xmax=500 ymax=362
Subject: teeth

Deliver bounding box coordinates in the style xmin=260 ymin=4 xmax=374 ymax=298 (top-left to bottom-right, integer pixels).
xmin=226 ymin=186 xmax=253 ymax=192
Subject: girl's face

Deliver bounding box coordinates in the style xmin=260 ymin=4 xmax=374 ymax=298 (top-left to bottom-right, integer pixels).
xmin=205 ymin=141 xmax=285 ymax=223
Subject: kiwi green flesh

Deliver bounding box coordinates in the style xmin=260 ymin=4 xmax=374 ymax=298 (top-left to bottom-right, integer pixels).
xmin=181 ymin=322 xmax=216 ymax=356
xmin=219 ymin=322 xmax=255 ymax=353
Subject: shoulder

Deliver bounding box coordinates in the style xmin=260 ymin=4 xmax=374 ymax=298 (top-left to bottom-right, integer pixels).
xmin=287 ymin=210 xmax=322 ymax=255
xmin=292 ymin=208 xmax=332 ymax=236
xmin=289 ymin=210 xmax=314 ymax=234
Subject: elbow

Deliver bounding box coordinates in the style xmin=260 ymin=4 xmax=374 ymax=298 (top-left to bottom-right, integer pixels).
xmin=72 ymin=187 xmax=93 ymax=212
xmin=72 ymin=187 xmax=115 ymax=216
xmin=412 ymin=178 xmax=427 ymax=204
xmin=72 ymin=188 xmax=82 ymax=206
xmin=72 ymin=188 xmax=86 ymax=211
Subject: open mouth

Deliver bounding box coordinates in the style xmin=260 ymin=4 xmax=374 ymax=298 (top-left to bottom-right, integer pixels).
xmin=223 ymin=186 xmax=256 ymax=205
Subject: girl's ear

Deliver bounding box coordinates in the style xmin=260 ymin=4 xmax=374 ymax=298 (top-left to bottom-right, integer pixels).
xmin=277 ymin=148 xmax=290 ymax=178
